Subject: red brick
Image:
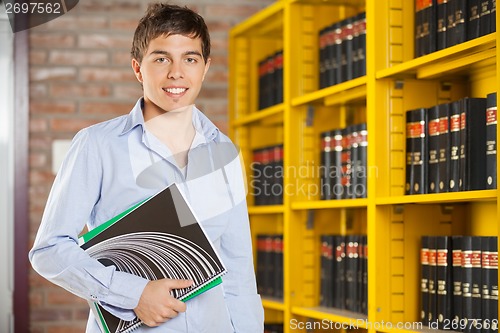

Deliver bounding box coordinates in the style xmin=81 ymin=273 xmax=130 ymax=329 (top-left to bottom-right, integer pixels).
xmin=80 ymin=101 xmax=132 ymax=116
xmin=30 ymin=170 xmax=56 ymax=185
xmin=78 ymin=33 xmax=132 ymax=49
xmin=29 ymin=290 xmax=44 ymax=307
xmin=204 ymin=67 xmax=228 ymax=83
xmin=110 ymin=17 xmax=140 ymax=31
xmin=79 ymin=67 xmax=136 ymax=82
xmin=50 ymin=118 xmax=100 ymax=132
xmin=112 ymin=84 xmax=143 ymax=100
xmin=198 ymin=86 xmax=227 ymax=99
xmin=31 ymin=67 xmax=77 ymax=82
xmin=112 ymin=50 xmax=134 ymax=66
xmin=29 ymin=118 xmax=49 ymax=134
xmin=48 ymin=324 xmax=88 ymax=333
xmin=50 ymin=83 xmax=112 ymax=98
xmin=30 ymin=152 xmax=48 ymax=168
xmin=78 ymin=1 xmax=142 ymax=13
xmin=47 ymin=289 xmax=84 ymax=306
xmin=31 ymin=308 xmax=73 ymax=322
xmin=30 ymin=83 xmax=48 ymax=98
xmin=30 ymin=50 xmax=48 ymax=65
xmin=29 ymin=33 xmax=76 ymax=48
xmin=48 ymin=50 xmax=108 ymax=66
xmin=31 ymin=101 xmax=76 ymax=114
xmin=42 ymin=15 xmax=108 ymax=30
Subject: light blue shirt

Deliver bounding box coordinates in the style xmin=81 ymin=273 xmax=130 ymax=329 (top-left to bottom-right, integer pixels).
xmin=29 ymin=99 xmax=264 ymax=332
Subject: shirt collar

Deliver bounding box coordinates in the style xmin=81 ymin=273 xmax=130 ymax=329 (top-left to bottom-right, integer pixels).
xmin=120 ymin=98 xmax=221 ymax=143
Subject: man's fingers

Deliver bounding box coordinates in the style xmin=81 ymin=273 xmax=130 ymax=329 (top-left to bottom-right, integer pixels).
xmin=167 ymin=278 xmax=194 ymax=290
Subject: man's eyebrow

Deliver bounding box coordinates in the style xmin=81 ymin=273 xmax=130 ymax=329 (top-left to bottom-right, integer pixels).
xmin=148 ymin=50 xmax=203 ymax=57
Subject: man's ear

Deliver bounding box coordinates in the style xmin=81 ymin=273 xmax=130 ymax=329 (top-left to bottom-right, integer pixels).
xmin=131 ymin=58 xmax=143 ymax=83
xmin=202 ymin=57 xmax=211 ymax=82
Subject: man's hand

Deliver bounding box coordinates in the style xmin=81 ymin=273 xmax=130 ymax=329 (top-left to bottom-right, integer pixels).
xmin=134 ymin=278 xmax=193 ymax=327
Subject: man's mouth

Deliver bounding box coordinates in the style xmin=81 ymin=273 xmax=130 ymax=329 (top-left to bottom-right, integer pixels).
xmin=163 ymin=87 xmax=187 ymax=95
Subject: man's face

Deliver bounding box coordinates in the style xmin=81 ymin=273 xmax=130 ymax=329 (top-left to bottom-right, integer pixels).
xmin=131 ymin=34 xmax=211 ymax=118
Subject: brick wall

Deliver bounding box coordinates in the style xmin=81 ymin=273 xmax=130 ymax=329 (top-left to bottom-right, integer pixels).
xmin=28 ymin=1 xmax=274 ymax=331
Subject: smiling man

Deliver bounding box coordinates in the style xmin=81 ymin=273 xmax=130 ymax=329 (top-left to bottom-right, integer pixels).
xmin=29 ymin=3 xmax=264 ymax=332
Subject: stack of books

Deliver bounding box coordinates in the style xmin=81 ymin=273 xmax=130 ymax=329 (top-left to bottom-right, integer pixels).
xmin=405 ymin=92 xmax=497 ymax=194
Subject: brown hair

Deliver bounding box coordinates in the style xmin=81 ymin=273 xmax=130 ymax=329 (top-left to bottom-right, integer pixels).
xmin=131 ymin=2 xmax=211 ymax=64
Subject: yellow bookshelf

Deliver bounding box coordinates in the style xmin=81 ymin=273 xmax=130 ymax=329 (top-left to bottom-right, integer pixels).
xmin=229 ymin=1 xmax=499 ymax=333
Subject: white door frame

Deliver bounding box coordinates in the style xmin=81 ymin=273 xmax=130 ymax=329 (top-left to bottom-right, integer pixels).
xmin=0 ymin=6 xmax=15 ymax=333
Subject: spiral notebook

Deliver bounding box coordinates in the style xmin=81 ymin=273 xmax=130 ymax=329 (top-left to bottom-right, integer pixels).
xmin=79 ymin=183 xmax=226 ymax=333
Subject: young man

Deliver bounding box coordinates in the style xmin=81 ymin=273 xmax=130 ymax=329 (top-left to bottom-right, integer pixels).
xmin=29 ymin=3 xmax=264 ymax=332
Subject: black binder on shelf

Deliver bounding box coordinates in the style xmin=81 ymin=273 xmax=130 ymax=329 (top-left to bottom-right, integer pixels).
xmin=468 ymin=0 xmax=481 ymax=40
xmin=428 ymin=106 xmax=441 ymax=193
xmin=452 ymin=236 xmax=463 ymax=328
xmin=421 ymin=236 xmax=431 ymax=326
xmin=436 ymin=236 xmax=453 ymax=329
xmin=486 ymin=92 xmax=497 ymax=189
xmin=438 ymin=103 xmax=450 ymax=192
xmin=461 ymin=97 xmax=487 ymax=191
xmin=437 ymin=0 xmax=448 ymax=50
xmin=406 ymin=108 xmax=428 ymax=195
xmin=79 ymin=183 xmax=227 ymax=333
xmin=449 ymin=100 xmax=461 ymax=192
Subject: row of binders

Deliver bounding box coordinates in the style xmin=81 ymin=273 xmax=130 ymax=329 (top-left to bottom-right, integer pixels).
xmin=252 ymin=144 xmax=284 ymax=206
xmin=320 ymin=234 xmax=368 ymax=315
xmin=264 ymin=323 xmax=283 ymax=333
xmin=256 ymin=234 xmax=283 ymax=299
xmin=416 ymin=0 xmax=497 ymax=57
xmin=420 ymin=236 xmax=498 ymax=332
xmin=320 ymin=123 xmax=368 ymax=200
xmin=405 ymin=93 xmax=497 ymax=195
xmin=258 ymin=50 xmax=284 ymax=110
xmin=318 ymin=12 xmax=366 ymax=89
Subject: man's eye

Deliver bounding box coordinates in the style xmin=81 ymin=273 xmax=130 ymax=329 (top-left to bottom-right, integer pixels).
xmin=186 ymin=58 xmax=197 ymax=63
xmin=156 ymin=58 xmax=167 ymax=63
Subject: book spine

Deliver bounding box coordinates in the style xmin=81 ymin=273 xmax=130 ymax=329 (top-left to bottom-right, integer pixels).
xmin=459 ymin=98 xmax=467 ymax=191
xmin=333 ymin=23 xmax=342 ymax=85
xmin=274 ymin=50 xmax=283 ymax=105
xmin=421 ymin=0 xmax=437 ymax=55
xmin=491 ymin=0 xmax=496 ymax=33
xmin=437 ymin=0 xmax=449 ymax=50
xmin=341 ymin=127 xmax=352 ymax=199
xmin=356 ymin=12 xmax=367 ymax=78
xmin=345 ymin=235 xmax=359 ymax=312
xmin=486 ymin=92 xmax=497 ymax=189
xmin=465 ymin=97 xmax=488 ymax=191
xmin=488 ymin=237 xmax=498 ymax=333
xmin=320 ymin=131 xmax=333 ymax=200
xmin=462 ymin=236 xmax=474 ymax=333
xmin=428 ymin=236 xmax=438 ymax=323
xmin=350 ymin=126 xmax=360 ymax=199
xmin=274 ymin=234 xmax=283 ymax=299
xmin=449 ymin=101 xmax=461 ymax=191
xmin=437 ymin=236 xmax=453 ymax=329
xmin=356 ymin=123 xmax=368 ymax=198
xmin=416 ymin=0 xmax=424 ymax=57
xmin=482 ymin=236 xmax=493 ymax=333
xmin=406 ymin=108 xmax=428 ymax=194
xmin=438 ymin=103 xmax=451 ymax=192
xmin=320 ymin=235 xmax=329 ymax=307
xmin=452 ymin=236 xmax=463 ymax=329
xmin=428 ymin=106 xmax=441 ymax=193
xmin=331 ymin=129 xmax=343 ymax=199
xmin=454 ymin=0 xmax=468 ymax=44
xmin=421 ymin=236 xmax=430 ymax=326
xmin=325 ymin=24 xmax=335 ymax=87
xmin=319 ymin=27 xmax=328 ymax=89
xmin=471 ymin=237 xmax=483 ymax=333
xmin=334 ymin=236 xmax=346 ymax=309
xmin=468 ymin=0 xmax=482 ymax=40
xmin=447 ymin=0 xmax=458 ymax=47
xmin=479 ymin=0 xmax=492 ymax=37
xmin=340 ymin=17 xmax=354 ymax=82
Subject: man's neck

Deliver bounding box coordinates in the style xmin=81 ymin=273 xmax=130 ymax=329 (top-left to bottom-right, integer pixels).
xmin=144 ymin=104 xmax=196 ymax=168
